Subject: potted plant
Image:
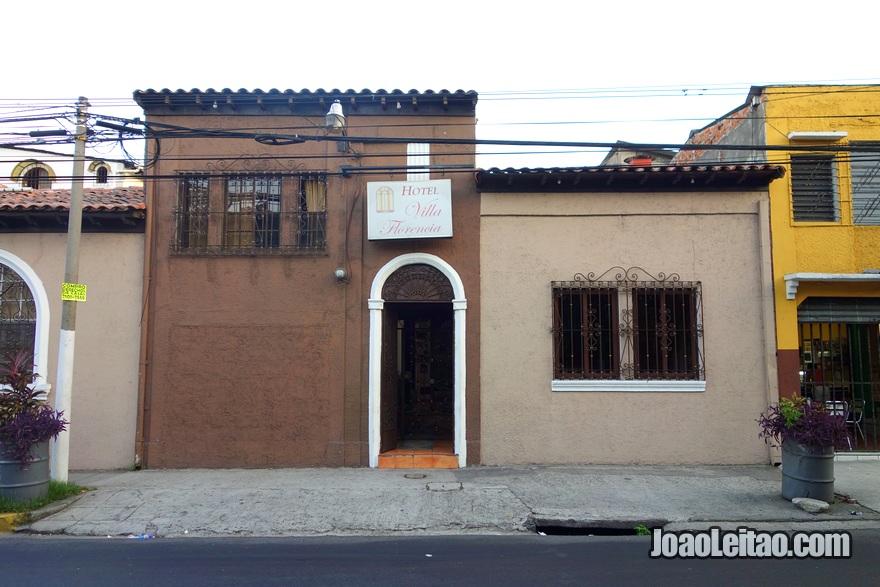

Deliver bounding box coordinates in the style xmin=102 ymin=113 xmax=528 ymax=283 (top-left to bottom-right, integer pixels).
xmin=757 ymin=396 xmax=850 ymax=502
xmin=0 ymin=350 xmax=68 ymax=501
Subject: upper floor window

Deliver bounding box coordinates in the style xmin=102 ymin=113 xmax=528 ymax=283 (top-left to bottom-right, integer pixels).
xmin=225 ymin=176 xmax=282 ymax=248
xmin=95 ymin=165 xmax=109 ymax=185
xmin=22 ymin=166 xmax=51 ymax=189
xmin=177 ymin=176 xmax=209 ymax=250
xmin=850 ymin=144 xmax=880 ymax=226
xmin=173 ymin=173 xmax=327 ymax=254
xmin=791 ymin=155 xmax=838 ymax=222
xmin=552 ymin=267 xmax=704 ymax=382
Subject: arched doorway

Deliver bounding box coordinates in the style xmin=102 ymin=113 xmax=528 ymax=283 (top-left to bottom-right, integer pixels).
xmin=368 ymin=254 xmax=466 ymax=468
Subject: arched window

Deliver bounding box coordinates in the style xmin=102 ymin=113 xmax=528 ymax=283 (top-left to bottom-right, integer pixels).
xmin=0 ymin=263 xmax=37 ymax=358
xmin=23 ymin=167 xmax=51 ymax=189
xmin=95 ymin=165 xmax=109 ymax=184
xmin=0 ymin=251 xmax=49 ymax=392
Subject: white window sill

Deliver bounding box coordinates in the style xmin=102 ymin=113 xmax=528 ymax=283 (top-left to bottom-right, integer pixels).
xmin=551 ymin=380 xmax=706 ymax=393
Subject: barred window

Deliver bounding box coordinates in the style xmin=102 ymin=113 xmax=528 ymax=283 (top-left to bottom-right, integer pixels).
xmin=850 ymin=145 xmax=880 ymax=226
xmin=23 ymin=167 xmax=51 ymax=189
xmin=225 ymin=175 xmax=282 ymax=249
xmin=177 ymin=176 xmax=209 ymax=250
xmin=553 ymin=267 xmax=704 ymax=381
xmin=95 ymin=165 xmax=109 ymax=185
xmin=172 ymin=173 xmax=327 ymax=254
xmin=298 ymin=176 xmax=327 ymax=251
xmin=0 ymin=264 xmax=36 ymax=358
xmin=791 ymin=155 xmax=838 ymax=222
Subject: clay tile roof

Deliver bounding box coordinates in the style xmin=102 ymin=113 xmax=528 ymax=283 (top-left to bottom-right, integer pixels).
xmin=133 ymin=88 xmax=478 ymax=116
xmin=475 ymin=164 xmax=786 ymax=191
xmin=0 ymin=187 xmax=146 ymax=212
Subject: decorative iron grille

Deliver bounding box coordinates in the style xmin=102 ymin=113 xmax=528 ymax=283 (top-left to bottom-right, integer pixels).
xmin=0 ymin=264 xmax=36 ymax=358
xmin=552 ymin=267 xmax=704 ymax=381
xmin=172 ymin=173 xmax=327 ymax=255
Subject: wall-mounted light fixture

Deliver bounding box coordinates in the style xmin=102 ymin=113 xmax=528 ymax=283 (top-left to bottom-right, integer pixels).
xmin=335 ymin=267 xmax=350 ymax=283
xmin=325 ymin=100 xmax=348 ymax=152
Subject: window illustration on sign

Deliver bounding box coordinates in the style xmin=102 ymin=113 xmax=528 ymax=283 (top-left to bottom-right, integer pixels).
xmin=376 ymin=186 xmax=394 ymax=213
xmin=367 ymin=179 xmax=453 ymax=240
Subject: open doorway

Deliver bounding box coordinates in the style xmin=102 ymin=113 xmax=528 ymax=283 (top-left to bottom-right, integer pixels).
xmin=370 ymin=256 xmax=466 ymax=468
xmin=381 ymin=302 xmax=454 ymax=455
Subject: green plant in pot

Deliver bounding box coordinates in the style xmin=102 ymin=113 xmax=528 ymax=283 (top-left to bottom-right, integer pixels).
xmin=0 ymin=350 xmax=68 ymax=501
xmin=757 ymin=396 xmax=851 ymax=502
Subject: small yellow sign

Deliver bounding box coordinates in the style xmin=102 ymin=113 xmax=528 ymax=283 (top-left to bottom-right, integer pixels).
xmin=61 ymin=283 xmax=87 ymax=302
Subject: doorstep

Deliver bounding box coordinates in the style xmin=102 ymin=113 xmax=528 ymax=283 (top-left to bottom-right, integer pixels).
xmin=378 ymin=439 xmax=458 ymax=469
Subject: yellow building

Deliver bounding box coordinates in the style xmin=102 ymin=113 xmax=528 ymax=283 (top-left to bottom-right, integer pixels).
xmin=678 ymin=85 xmax=880 ymax=451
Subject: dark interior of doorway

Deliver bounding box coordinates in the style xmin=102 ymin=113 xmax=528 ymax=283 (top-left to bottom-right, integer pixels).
xmin=395 ymin=302 xmax=454 ymax=448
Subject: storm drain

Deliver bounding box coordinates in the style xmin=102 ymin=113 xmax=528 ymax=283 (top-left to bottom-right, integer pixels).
xmin=532 ymin=517 xmax=666 ymax=536
xmin=536 ymin=525 xmax=641 ymax=536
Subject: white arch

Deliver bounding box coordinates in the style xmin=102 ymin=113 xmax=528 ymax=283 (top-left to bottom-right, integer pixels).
xmin=368 ymin=253 xmax=467 ymax=467
xmin=0 ymin=249 xmax=51 ymax=392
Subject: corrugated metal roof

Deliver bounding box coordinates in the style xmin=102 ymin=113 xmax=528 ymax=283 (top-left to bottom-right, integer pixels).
xmin=0 ymin=187 xmax=145 ymax=212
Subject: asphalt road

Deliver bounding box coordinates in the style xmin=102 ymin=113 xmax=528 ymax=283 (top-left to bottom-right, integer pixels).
xmin=2 ymin=532 xmax=879 ymax=586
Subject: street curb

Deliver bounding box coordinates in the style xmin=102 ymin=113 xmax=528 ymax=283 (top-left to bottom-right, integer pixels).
xmin=28 ymin=491 xmax=87 ymax=523
xmin=9 ymin=491 xmax=88 ymax=534
xmin=0 ymin=512 xmax=27 ymax=533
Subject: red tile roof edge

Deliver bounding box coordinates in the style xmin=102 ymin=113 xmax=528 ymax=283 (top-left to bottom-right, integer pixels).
xmin=0 ymin=187 xmax=145 ymax=212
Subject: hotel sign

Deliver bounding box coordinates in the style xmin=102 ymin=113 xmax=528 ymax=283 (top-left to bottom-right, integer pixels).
xmin=367 ymin=179 xmax=453 ymax=240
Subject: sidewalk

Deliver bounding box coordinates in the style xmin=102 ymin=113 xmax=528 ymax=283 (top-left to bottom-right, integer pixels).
xmin=16 ymin=460 xmax=880 ymax=537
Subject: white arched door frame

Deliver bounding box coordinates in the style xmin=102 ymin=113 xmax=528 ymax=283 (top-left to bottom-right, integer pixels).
xmin=0 ymin=249 xmax=51 ymax=393
xmin=368 ymin=253 xmax=467 ymax=468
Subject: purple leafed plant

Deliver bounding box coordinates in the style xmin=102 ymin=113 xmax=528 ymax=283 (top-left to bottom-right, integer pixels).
xmin=0 ymin=350 xmax=69 ymax=467
xmin=757 ymin=397 xmax=851 ymax=451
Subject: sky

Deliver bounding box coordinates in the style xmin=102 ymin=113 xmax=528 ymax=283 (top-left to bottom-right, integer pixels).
xmin=3 ymin=0 xmax=879 ymax=169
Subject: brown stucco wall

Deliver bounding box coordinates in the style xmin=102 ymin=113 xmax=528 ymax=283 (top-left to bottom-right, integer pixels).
xmin=140 ymin=111 xmax=479 ymax=467
xmin=479 ymin=189 xmax=777 ymax=465
xmin=0 ymin=233 xmax=143 ymax=469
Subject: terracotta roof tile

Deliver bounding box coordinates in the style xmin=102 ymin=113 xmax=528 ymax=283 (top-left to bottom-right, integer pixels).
xmin=0 ymin=187 xmax=145 ymax=212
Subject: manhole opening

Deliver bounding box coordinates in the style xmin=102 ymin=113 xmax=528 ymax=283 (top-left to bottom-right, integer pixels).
xmin=535 ymin=525 xmax=643 ymax=536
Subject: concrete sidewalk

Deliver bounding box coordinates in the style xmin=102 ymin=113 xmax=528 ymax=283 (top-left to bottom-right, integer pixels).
xmin=16 ymin=460 xmax=880 ymax=537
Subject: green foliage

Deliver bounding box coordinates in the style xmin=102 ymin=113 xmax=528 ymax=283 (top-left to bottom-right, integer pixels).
xmin=0 ymin=480 xmax=87 ymax=514
xmin=757 ymin=396 xmax=851 ymax=450
xmin=778 ymin=397 xmax=807 ymax=428
xmin=0 ymin=350 xmax=68 ymax=466
xmin=634 ymin=524 xmax=651 ymax=536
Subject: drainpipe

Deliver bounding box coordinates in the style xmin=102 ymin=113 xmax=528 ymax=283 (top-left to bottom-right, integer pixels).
xmin=758 ymin=197 xmax=782 ymax=464
xmin=134 ymin=140 xmax=157 ymax=469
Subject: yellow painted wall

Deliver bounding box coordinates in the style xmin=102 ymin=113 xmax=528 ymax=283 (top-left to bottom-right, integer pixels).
xmin=763 ymin=86 xmax=880 ymax=350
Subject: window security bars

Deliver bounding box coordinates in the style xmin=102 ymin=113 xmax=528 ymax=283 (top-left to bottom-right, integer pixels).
xmin=172 ymin=174 xmax=327 ymax=254
xmin=799 ymin=322 xmax=880 ymax=451
xmin=225 ymin=176 xmax=282 ymax=248
xmin=178 ymin=176 xmax=209 ymax=250
xmin=791 ymin=155 xmax=838 ymax=222
xmin=0 ymin=264 xmax=36 ymax=358
xmin=850 ymin=147 xmax=880 ymax=226
xmin=553 ymin=267 xmax=704 ymax=381
xmin=22 ymin=167 xmax=50 ymax=189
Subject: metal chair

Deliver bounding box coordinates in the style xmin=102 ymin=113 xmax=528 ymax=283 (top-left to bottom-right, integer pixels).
xmin=848 ymin=398 xmax=867 ymax=447
xmin=825 ymin=401 xmax=852 ymax=450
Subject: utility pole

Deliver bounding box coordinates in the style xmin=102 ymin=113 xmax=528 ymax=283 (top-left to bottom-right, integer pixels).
xmin=51 ymin=96 xmax=88 ymax=482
